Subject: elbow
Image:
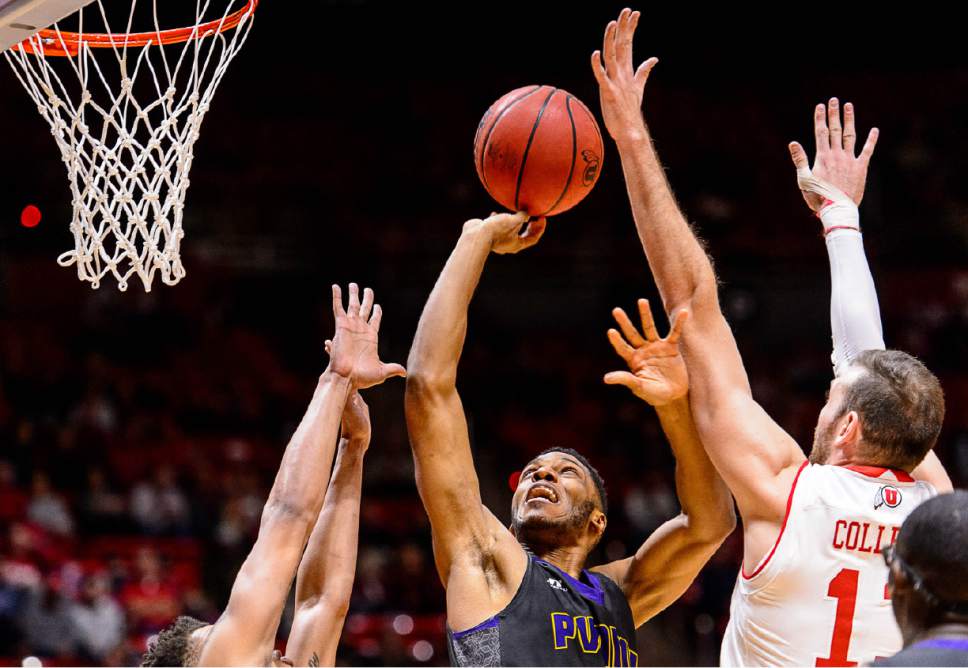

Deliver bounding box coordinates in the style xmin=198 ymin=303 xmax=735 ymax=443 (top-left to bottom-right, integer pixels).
xmin=686 ymin=502 xmax=737 ymax=548
xmin=405 ymin=369 xmax=456 ymax=405
xmin=261 ymin=497 xmax=316 ymax=531
xmin=297 ymin=587 xmax=352 ymax=622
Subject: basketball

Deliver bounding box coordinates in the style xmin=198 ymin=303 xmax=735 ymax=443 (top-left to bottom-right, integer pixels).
xmin=474 ymin=85 xmax=604 ymax=217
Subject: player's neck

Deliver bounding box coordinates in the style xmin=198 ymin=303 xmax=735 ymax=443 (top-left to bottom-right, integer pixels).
xmin=917 ymin=622 xmax=968 ymax=641
xmin=531 ymin=546 xmax=588 ymax=580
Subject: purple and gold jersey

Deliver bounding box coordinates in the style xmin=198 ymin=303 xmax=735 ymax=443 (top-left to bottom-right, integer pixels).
xmin=447 ymin=555 xmax=637 ymax=666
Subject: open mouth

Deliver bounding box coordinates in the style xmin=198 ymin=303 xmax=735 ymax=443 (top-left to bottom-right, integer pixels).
xmin=526 ymin=484 xmax=559 ymax=504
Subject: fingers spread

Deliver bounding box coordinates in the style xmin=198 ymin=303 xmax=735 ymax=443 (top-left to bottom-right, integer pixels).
xmin=603 ymin=370 xmax=637 ymax=388
xmin=634 ymin=56 xmax=658 ymax=88
xmin=788 ymin=141 xmax=810 ymax=171
xmin=381 ymin=362 xmax=408 ymax=379
xmin=814 ymin=103 xmax=830 ymax=154
xmin=607 ymin=328 xmax=635 ymax=361
xmin=612 ymin=307 xmax=646 ymax=347
xmin=616 ymin=8 xmax=634 ymax=71
xmin=369 ymin=303 xmax=383 ymax=332
xmin=667 ymin=309 xmax=690 ymax=344
xmin=332 ymin=284 xmax=346 ymax=317
xmin=827 ymin=97 xmax=842 ymax=149
xmin=843 ymin=102 xmax=857 ymax=153
xmin=360 ymin=287 xmax=374 ymax=320
xmin=637 ymin=299 xmax=660 ymax=342
xmin=591 ymin=50 xmax=607 ymax=84
xmin=859 ymin=127 xmax=879 ymax=164
xmin=602 ymin=20 xmax=618 ymax=74
xmin=348 ymin=282 xmax=361 ymax=314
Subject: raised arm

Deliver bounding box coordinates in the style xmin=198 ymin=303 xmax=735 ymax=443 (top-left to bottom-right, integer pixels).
xmin=788 ymin=101 xmax=952 ymax=492
xmin=591 ymin=9 xmax=803 ymax=526
xmin=404 ymin=212 xmax=544 ymax=631
xmin=284 ymin=392 xmax=370 ymax=668
xmin=592 ymin=300 xmax=735 ymax=626
xmin=200 ymin=285 xmax=405 ymax=666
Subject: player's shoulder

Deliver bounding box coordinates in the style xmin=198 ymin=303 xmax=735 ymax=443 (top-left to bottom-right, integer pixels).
xmin=798 ymin=463 xmax=936 ymax=511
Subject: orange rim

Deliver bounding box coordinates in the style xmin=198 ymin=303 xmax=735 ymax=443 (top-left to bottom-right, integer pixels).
xmin=14 ymin=0 xmax=257 ymax=57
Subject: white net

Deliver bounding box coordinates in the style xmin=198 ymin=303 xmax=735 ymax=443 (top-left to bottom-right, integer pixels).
xmin=4 ymin=0 xmax=256 ymax=291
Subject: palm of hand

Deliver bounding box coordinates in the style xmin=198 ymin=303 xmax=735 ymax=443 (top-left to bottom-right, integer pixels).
xmin=625 ymin=341 xmax=688 ymax=406
xmin=330 ymin=317 xmax=385 ymax=389
xmin=811 ymin=151 xmax=867 ymax=206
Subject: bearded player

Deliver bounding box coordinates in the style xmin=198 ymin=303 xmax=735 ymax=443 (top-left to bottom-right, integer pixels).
xmin=405 ymin=212 xmax=735 ymax=666
xmin=592 ymin=8 xmax=953 ymax=665
xmin=141 ymin=285 xmax=405 ymax=666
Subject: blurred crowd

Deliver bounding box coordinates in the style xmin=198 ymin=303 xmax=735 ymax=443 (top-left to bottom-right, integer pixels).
xmin=2 ymin=5 xmax=968 ymax=666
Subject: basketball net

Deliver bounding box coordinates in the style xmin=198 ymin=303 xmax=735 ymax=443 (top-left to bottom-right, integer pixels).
xmin=4 ymin=1 xmax=257 ymax=291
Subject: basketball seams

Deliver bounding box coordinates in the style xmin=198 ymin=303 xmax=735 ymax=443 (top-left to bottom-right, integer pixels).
xmin=513 ymin=87 xmax=558 ymax=211
xmin=571 ymin=96 xmax=605 ymax=154
xmin=539 ymin=95 xmax=579 ymax=217
xmin=477 ymin=85 xmax=542 ymax=194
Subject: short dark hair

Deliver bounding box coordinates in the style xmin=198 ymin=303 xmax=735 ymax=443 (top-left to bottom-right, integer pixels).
xmin=141 ymin=615 xmax=207 ymax=666
xmin=535 ymin=447 xmax=608 ymax=516
xmin=841 ymin=350 xmax=944 ymax=472
xmin=896 ymin=491 xmax=968 ymax=608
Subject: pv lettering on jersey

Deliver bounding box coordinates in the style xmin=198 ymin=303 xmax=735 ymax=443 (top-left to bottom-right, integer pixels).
xmin=832 ymin=520 xmax=900 ymax=554
xmin=550 ymin=612 xmax=638 ymax=666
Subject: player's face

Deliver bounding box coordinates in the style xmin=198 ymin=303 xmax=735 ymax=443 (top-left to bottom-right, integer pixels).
xmin=510 ymin=452 xmax=600 ymax=545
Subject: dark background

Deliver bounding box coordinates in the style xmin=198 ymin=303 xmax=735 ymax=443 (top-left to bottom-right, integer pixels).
xmin=1 ymin=1 xmax=966 ymax=665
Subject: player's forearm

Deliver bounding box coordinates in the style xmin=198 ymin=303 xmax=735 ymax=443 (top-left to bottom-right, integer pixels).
xmin=406 ymin=223 xmax=493 ymax=390
xmin=825 ymin=225 xmax=885 ymax=376
xmin=615 ymin=132 xmax=719 ymax=315
xmin=294 ymin=438 xmax=365 ymax=609
xmin=654 ymin=397 xmax=736 ymax=539
xmin=264 ymin=372 xmax=351 ymax=529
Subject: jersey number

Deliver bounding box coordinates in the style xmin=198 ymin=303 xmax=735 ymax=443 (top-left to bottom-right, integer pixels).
xmin=815 ymin=568 xmax=890 ymax=667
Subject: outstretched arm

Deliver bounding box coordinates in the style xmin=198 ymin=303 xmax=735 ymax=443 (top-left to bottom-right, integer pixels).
xmin=591 ymin=9 xmax=803 ymax=526
xmin=592 ymin=300 xmax=735 ymax=626
xmin=405 ymin=212 xmax=546 ymax=631
xmin=200 ymin=285 xmax=405 ymax=666
xmin=285 ymin=392 xmax=370 ymax=668
xmin=788 ymin=102 xmax=952 ymax=492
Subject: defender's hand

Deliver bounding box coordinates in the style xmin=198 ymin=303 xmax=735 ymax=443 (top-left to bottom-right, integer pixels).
xmin=604 ymin=299 xmax=689 ymax=407
xmin=591 ymin=8 xmax=657 ymax=144
xmin=464 ymin=211 xmax=547 ymax=255
xmin=339 ymin=391 xmax=371 ymax=452
xmin=789 ymin=99 xmax=879 ymax=212
xmin=325 ymin=284 xmax=406 ymax=389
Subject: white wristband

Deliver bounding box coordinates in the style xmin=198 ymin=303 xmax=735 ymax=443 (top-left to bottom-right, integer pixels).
xmin=796 ymin=167 xmax=860 ymax=233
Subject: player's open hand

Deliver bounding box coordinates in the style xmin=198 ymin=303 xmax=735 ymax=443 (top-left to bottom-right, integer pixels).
xmin=604 ymin=299 xmax=689 ymax=407
xmin=325 ymin=283 xmax=406 ymax=389
xmin=339 ymin=391 xmax=371 ymax=451
xmin=591 ymin=8 xmax=656 ymax=144
xmin=465 ymin=211 xmax=547 ymax=255
xmin=789 ymin=99 xmax=878 ymax=212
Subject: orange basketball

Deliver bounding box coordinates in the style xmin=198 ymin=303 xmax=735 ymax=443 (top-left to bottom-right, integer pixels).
xmin=474 ymin=85 xmax=604 ymax=217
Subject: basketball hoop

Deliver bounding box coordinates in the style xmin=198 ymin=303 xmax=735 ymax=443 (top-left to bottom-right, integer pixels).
xmin=4 ymin=0 xmax=259 ymax=291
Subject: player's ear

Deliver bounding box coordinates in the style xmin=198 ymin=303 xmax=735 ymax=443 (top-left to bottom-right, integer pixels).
xmin=591 ymin=509 xmax=607 ymax=536
xmin=836 ymin=410 xmax=862 ymax=447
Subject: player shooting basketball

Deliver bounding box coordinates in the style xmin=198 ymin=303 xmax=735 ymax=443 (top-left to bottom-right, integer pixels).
xmin=592 ymin=8 xmax=954 ymax=665
xmin=141 ymin=284 xmax=405 ymax=667
xmin=405 ymin=213 xmax=735 ymax=666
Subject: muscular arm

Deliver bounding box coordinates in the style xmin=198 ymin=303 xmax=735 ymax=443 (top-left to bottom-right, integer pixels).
xmin=404 ymin=213 xmax=543 ymax=631
xmin=592 ymin=11 xmax=803 ymax=526
xmin=201 ymin=371 xmax=351 ymax=665
xmin=200 ymin=285 xmax=403 ymax=666
xmin=285 ymin=436 xmax=366 ymax=667
xmin=594 ymin=302 xmax=735 ymax=626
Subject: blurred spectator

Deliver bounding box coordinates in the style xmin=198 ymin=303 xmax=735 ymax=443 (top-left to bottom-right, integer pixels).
xmin=26 ymin=471 xmax=74 ymax=537
xmin=79 ymin=467 xmax=128 ymax=534
xmin=130 ymin=466 xmax=191 ymax=535
xmin=0 ymin=460 xmax=27 ymax=523
xmin=19 ymin=577 xmax=77 ymax=658
xmin=119 ymin=547 xmax=180 ymax=635
xmin=69 ymin=571 xmax=125 ymax=662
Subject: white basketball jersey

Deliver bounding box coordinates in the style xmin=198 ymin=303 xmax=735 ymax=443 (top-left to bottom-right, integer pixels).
xmin=721 ymin=463 xmax=937 ymax=667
